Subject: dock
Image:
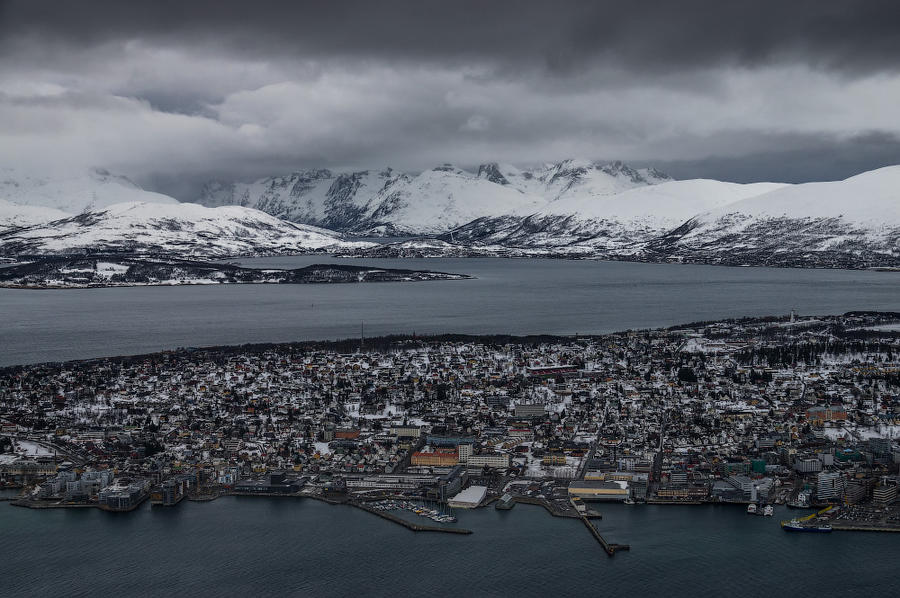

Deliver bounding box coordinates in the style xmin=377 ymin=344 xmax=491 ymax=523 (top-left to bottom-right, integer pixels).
xmin=350 ymin=501 xmax=472 ymax=534
xmin=513 ymin=496 xmax=600 ymax=519
xmin=580 ymin=515 xmax=630 ymax=556
xmin=828 ymin=523 xmax=900 ymax=533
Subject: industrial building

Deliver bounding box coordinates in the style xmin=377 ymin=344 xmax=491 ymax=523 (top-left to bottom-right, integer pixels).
xmin=567 ymin=480 xmax=628 ymax=501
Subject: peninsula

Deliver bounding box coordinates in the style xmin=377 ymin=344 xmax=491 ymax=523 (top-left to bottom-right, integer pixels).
xmin=0 ymin=256 xmax=472 ymax=288
xmin=2 ymin=312 xmax=899 ymax=540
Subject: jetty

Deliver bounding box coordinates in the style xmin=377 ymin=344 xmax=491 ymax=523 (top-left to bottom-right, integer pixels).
xmin=580 ymin=515 xmax=630 ymax=557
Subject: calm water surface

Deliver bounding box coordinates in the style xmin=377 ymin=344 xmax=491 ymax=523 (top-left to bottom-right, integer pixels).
xmin=2 ymin=260 xmax=898 ymax=595
xmin=1 ymin=498 xmax=894 ymax=597
xmin=1 ymin=258 xmax=898 ymax=366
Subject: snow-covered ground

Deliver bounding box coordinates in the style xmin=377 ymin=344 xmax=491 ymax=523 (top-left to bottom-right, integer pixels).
xmin=14 ymin=439 xmax=56 ymax=457
xmin=858 ymin=324 xmax=900 ymax=332
xmin=0 ymin=199 xmax=70 ymax=230
xmin=313 ymin=442 xmax=332 ymax=456
xmin=0 ymin=201 xmax=373 ymax=258
xmin=822 ymin=423 xmax=900 ymax=441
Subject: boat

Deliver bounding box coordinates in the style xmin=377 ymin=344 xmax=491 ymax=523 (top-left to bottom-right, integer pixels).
xmin=763 ymin=505 xmax=774 ymax=517
xmin=623 ymin=498 xmax=635 ymax=505
xmin=781 ymin=519 xmax=832 ymax=533
xmin=747 ymin=504 xmax=757 ymax=514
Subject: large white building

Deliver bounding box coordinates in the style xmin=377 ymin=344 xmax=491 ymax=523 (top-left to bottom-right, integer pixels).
xmin=817 ymin=471 xmax=844 ymax=501
xmin=466 ymin=453 xmax=510 ymax=469
xmin=448 ymin=485 xmax=487 ymax=508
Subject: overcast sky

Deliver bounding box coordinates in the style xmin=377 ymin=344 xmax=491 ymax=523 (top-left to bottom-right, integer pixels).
xmin=2 ymin=0 xmax=900 ymax=198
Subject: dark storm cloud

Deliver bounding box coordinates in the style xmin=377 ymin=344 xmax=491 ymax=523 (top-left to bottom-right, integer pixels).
xmin=3 ymin=0 xmax=900 ymax=75
xmin=646 ymin=132 xmax=900 ymax=184
xmin=1 ymin=0 xmax=900 ymax=193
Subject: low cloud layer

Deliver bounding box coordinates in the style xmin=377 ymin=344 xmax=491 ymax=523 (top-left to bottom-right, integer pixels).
xmin=2 ymin=1 xmax=899 ymax=198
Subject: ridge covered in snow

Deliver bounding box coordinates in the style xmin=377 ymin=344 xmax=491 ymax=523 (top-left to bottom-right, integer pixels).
xmin=196 ymin=159 xmax=671 ymax=235
xmin=4 ymin=163 xmax=898 ymax=268
xmin=0 ymin=167 xmax=179 ymax=214
xmin=0 ymin=199 xmax=70 ymax=230
xmin=449 ymin=179 xmax=786 ymax=249
xmin=649 ymin=166 xmax=900 ymax=267
xmin=0 ymin=201 xmax=372 ymax=258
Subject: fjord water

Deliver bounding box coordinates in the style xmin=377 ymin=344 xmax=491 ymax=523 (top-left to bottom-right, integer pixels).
xmin=1 ymin=257 xmax=899 ymax=366
xmin=2 ymin=498 xmax=895 ymax=597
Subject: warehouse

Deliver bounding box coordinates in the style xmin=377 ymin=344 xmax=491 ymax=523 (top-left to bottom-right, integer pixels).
xmin=567 ymin=480 xmax=628 ymax=501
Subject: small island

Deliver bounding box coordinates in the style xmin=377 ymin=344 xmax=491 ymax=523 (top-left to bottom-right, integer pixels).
xmin=0 ymin=256 xmax=473 ymax=289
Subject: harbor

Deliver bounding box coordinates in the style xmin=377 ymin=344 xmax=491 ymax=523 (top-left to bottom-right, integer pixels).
xmin=7 ymin=495 xmax=898 ymax=597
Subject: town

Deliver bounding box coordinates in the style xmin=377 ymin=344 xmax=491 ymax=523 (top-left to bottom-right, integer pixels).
xmin=2 ymin=312 xmax=900 ymax=540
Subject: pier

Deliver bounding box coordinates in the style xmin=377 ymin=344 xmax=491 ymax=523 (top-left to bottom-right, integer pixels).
xmin=350 ymin=501 xmax=472 ymax=534
xmin=580 ymin=515 xmax=630 ymax=557
xmin=513 ymin=496 xmax=600 ymax=519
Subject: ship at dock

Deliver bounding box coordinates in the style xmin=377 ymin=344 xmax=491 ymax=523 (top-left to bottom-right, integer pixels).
xmin=781 ymin=519 xmax=833 ymax=533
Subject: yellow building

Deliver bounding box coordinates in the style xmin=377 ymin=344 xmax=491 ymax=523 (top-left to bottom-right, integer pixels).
xmin=567 ymin=480 xmax=628 ymax=501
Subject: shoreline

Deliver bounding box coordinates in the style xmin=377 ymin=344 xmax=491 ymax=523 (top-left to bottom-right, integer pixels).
xmin=2 ymin=309 xmax=898 ymax=372
xmin=11 ymin=490 xmax=900 ymax=535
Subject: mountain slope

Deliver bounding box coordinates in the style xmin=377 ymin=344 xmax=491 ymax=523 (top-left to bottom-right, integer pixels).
xmin=198 ymin=168 xmax=399 ymax=231
xmin=358 ymin=165 xmax=547 ymax=235
xmin=485 ymin=159 xmax=672 ymax=201
xmin=0 ymin=168 xmax=179 ymax=213
xmin=647 ymin=166 xmax=900 ymax=267
xmin=0 ymin=199 xmax=70 ymax=231
xmin=195 ymin=160 xmax=670 ymax=236
xmin=449 ymin=179 xmax=786 ymax=250
xmin=0 ymin=201 xmax=371 ymax=258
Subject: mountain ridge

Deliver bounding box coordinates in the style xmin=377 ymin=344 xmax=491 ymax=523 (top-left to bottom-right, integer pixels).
xmin=194 ymin=159 xmax=672 ymax=235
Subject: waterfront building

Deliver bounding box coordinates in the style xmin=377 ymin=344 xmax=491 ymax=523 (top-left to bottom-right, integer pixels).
xmin=656 ymin=486 xmax=709 ymax=500
xmin=234 ymin=472 xmax=303 ymax=494
xmin=873 ymin=480 xmax=898 ymax=505
xmin=447 ymin=485 xmax=488 ymax=508
xmin=816 ymin=471 xmax=844 ymax=502
xmin=567 ymin=480 xmax=628 ymax=501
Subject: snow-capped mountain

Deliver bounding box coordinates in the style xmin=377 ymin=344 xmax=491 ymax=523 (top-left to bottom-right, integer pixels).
xmin=0 ymin=201 xmax=371 ymax=258
xmin=195 ymin=160 xmax=669 ymax=236
xmin=198 ymin=168 xmax=399 ymax=231
xmin=0 ymin=167 xmax=179 ymax=214
xmin=360 ymin=164 xmax=547 ymax=235
xmin=448 ymin=179 xmax=785 ymax=250
xmin=479 ymin=159 xmax=672 ymax=201
xmin=648 ymin=166 xmax=900 ymax=267
xmin=0 ymin=199 xmax=69 ymax=231
xmin=348 ymin=164 xmax=900 ymax=268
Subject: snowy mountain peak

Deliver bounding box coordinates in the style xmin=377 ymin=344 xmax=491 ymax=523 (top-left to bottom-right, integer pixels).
xmin=432 ymin=163 xmax=465 ymax=174
xmin=0 ymin=167 xmax=179 ymax=214
xmin=476 ymin=163 xmax=511 ymax=186
xmin=193 ymin=160 xmax=673 ymax=235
